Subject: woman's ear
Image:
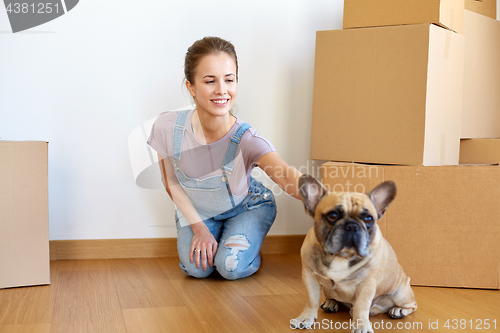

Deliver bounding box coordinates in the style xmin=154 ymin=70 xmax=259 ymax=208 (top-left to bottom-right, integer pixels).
xmin=186 ymin=80 xmax=196 ymax=97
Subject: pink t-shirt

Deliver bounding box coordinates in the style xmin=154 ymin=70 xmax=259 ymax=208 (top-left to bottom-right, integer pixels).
xmin=147 ymin=109 xmax=276 ymax=196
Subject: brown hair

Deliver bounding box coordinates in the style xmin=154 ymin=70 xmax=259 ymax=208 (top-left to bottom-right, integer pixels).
xmin=184 ymin=36 xmax=238 ymax=84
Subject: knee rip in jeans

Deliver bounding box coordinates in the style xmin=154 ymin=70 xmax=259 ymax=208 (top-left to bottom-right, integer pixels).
xmin=224 ymin=234 xmax=250 ymax=272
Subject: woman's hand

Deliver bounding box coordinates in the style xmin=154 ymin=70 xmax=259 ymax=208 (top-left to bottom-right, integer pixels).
xmin=190 ymin=222 xmax=218 ymax=271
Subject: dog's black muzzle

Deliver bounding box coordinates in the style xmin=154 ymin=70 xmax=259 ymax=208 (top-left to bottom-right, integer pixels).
xmin=341 ymin=220 xmax=369 ymax=257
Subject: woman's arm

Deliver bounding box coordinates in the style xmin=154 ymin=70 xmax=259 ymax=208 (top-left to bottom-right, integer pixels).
xmin=158 ymin=153 xmax=217 ymax=271
xmin=159 ymin=157 xmax=172 ymax=199
xmin=256 ymin=151 xmax=303 ymax=200
xmin=158 ymin=153 xmax=205 ymax=225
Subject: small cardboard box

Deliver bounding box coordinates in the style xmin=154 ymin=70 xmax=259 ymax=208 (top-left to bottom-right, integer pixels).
xmin=0 ymin=141 xmax=50 ymax=289
xmin=343 ymin=0 xmax=464 ymax=34
xmin=460 ymin=138 xmax=500 ymax=164
xmin=465 ymin=0 xmax=497 ymax=19
xmin=461 ymin=10 xmax=500 ymax=139
xmin=321 ymin=162 xmax=500 ymax=289
xmin=311 ymin=24 xmax=464 ymax=166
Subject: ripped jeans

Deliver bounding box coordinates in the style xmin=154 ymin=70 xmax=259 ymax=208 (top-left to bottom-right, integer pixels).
xmin=175 ymin=178 xmax=277 ymax=280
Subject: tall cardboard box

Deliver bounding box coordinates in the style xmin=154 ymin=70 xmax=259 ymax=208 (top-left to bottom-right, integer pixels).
xmin=311 ymin=24 xmax=464 ymax=166
xmin=343 ymin=0 xmax=464 ymax=33
xmin=465 ymin=0 xmax=497 ymax=19
xmin=321 ymin=162 xmax=500 ymax=289
xmin=461 ymin=10 xmax=500 ymax=139
xmin=460 ymin=138 xmax=500 ymax=164
xmin=0 ymin=141 xmax=50 ymax=289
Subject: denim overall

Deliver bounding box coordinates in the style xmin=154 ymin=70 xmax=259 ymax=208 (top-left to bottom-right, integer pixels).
xmin=172 ymin=110 xmax=277 ymax=280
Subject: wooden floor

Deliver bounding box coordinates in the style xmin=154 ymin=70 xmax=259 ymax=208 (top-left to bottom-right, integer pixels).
xmin=0 ymin=254 xmax=499 ymax=333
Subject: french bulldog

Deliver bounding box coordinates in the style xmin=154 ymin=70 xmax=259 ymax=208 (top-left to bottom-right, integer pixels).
xmin=291 ymin=175 xmax=417 ymax=333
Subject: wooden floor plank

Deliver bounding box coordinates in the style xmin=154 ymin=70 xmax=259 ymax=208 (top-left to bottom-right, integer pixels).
xmin=50 ymin=261 xmax=126 ymax=333
xmin=110 ymin=258 xmax=185 ymax=309
xmin=167 ymin=277 xmax=260 ymax=332
xmin=0 ymin=324 xmax=51 ymax=333
xmin=123 ymin=307 xmax=208 ymax=333
xmin=156 ymin=258 xmax=266 ymax=333
xmin=0 ymin=285 xmax=53 ymax=325
xmin=243 ymin=293 xmax=316 ymax=332
xmin=50 ymin=259 xmax=111 ymax=272
xmin=256 ymin=254 xmax=306 ymax=295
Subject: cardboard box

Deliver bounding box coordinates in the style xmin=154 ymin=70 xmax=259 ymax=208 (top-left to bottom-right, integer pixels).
xmin=465 ymin=0 xmax=497 ymax=19
xmin=343 ymin=0 xmax=464 ymax=34
xmin=320 ymin=162 xmax=500 ymax=289
xmin=0 ymin=141 xmax=50 ymax=289
xmin=460 ymin=138 xmax=500 ymax=164
xmin=461 ymin=10 xmax=500 ymax=139
xmin=311 ymin=24 xmax=464 ymax=166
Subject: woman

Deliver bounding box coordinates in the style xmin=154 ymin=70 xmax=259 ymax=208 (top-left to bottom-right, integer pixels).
xmin=148 ymin=36 xmax=302 ymax=280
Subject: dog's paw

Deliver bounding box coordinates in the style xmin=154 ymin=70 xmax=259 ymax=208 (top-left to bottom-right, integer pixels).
xmin=290 ymin=316 xmax=316 ymax=329
xmin=351 ymin=319 xmax=374 ymax=333
xmin=321 ymin=299 xmax=339 ymax=313
xmin=352 ymin=328 xmax=374 ymax=333
xmin=388 ymin=306 xmax=411 ymax=319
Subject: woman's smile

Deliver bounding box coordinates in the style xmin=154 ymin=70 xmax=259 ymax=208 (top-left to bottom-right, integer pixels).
xmin=212 ymin=98 xmax=230 ymax=106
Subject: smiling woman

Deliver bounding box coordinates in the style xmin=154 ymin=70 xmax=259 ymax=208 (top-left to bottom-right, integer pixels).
xmin=147 ymin=36 xmax=303 ymax=280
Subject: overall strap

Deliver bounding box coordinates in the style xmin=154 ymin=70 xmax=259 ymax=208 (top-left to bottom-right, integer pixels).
xmin=221 ymin=122 xmax=251 ymax=174
xmin=221 ymin=122 xmax=251 ymax=208
xmin=171 ymin=110 xmax=191 ymax=162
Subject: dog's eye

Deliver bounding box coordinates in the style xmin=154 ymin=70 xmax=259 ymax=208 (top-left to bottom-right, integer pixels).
xmin=361 ymin=215 xmax=374 ymax=225
xmin=326 ymin=212 xmax=339 ymax=223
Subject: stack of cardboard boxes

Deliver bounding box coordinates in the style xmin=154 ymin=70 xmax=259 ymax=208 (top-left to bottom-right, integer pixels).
xmin=310 ymin=0 xmax=499 ymax=289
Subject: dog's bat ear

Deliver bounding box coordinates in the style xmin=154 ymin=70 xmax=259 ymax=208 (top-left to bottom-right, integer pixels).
xmin=298 ymin=174 xmax=329 ymax=216
xmin=367 ymin=180 xmax=397 ymax=219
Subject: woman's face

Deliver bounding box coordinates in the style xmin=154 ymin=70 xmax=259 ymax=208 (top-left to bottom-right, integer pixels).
xmin=186 ymin=52 xmax=237 ymax=118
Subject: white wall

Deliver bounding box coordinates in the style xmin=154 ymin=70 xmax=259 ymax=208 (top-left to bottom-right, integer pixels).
xmin=0 ymin=1 xmax=343 ymax=240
